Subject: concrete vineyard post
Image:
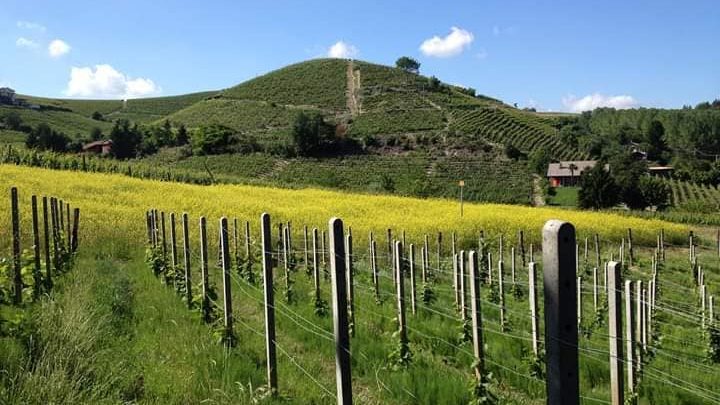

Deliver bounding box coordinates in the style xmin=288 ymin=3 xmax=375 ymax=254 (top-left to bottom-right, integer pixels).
xmin=593 ymin=267 xmax=598 ymax=313
xmin=469 ymin=251 xmax=486 ymax=383
xmin=199 ymin=217 xmax=211 ymax=323
xmin=313 ymin=228 xmax=320 ymax=302
xmin=423 ymin=234 xmax=429 ymax=272
xmin=542 ymin=220 xmax=579 ymax=405
xmin=529 ymin=262 xmax=539 ymax=356
xmin=701 ymin=285 xmax=707 ymax=330
xmin=372 ymin=240 xmax=379 ymax=301
xmin=627 ymin=228 xmax=634 ymax=267
xmin=42 ymin=197 xmax=52 ymax=290
xmin=11 ymin=187 xmax=22 ymax=305
xmin=304 ymin=226 xmax=310 ymax=273
xmin=219 ymin=217 xmax=234 ymax=345
xmin=394 ymin=241 xmax=408 ymax=359
xmin=322 ymin=230 xmax=328 ymax=278
xmin=346 ymin=232 xmax=355 ymax=336
xmin=519 ymin=230 xmax=526 ymax=267
xmin=260 ymin=213 xmax=278 ymax=395
xmin=635 ymin=281 xmax=643 ymax=370
xmin=709 ymin=296 xmax=714 ymax=326
xmin=31 ymin=195 xmax=42 ymax=300
xmin=453 ymin=253 xmax=460 ymax=311
xmin=607 ymin=261 xmax=624 ymax=405
xmin=498 ymin=258 xmax=506 ymax=330
xmin=452 ymin=232 xmax=457 ymax=259
xmin=437 ymin=232 xmax=442 ymax=275
xmin=594 ymin=233 xmax=601 ymax=269
xmin=642 ymin=288 xmax=648 ymax=350
xmin=328 ymin=218 xmax=353 ymax=405
xmin=625 ymin=280 xmax=635 ymax=394
xmin=577 ymin=277 xmax=582 ymax=327
xmin=420 ymin=247 xmax=427 ymax=284
xmin=487 ymin=252 xmax=493 ymax=285
xmin=460 ymin=251 xmax=467 ymax=320
xmin=529 ymin=243 xmax=534 ymax=263
xmin=409 ymin=244 xmax=417 ymax=316
xmin=660 ymin=229 xmax=665 ymax=261
xmin=387 ymin=228 xmax=393 ymax=269
xmin=182 ymin=213 xmax=192 ymax=308
xmin=511 ymin=247 xmax=516 ymax=287
xmin=233 ymin=218 xmax=239 ymax=264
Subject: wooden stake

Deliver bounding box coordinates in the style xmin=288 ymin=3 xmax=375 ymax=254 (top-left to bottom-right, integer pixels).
xmin=346 ymin=232 xmax=355 ymax=336
xmin=182 ymin=213 xmax=192 ymax=308
xmin=328 ymin=217 xmax=352 ymax=405
xmin=372 ymin=240 xmax=379 ymax=301
xmin=31 ymin=195 xmax=41 ymax=300
xmin=199 ymin=217 xmax=211 ymax=323
xmin=170 ymin=213 xmax=178 ymax=271
xmin=42 ymin=197 xmax=52 ymax=290
xmin=10 ymin=187 xmax=22 ymax=304
xmin=219 ymin=217 xmax=234 ymax=345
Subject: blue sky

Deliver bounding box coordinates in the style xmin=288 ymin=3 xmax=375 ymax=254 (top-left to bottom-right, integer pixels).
xmin=2 ymin=0 xmax=718 ymax=111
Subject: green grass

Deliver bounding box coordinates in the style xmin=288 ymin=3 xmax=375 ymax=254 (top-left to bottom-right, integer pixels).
xmin=3 ymin=211 xmax=719 ymax=403
xmin=547 ymin=187 xmax=579 ymax=206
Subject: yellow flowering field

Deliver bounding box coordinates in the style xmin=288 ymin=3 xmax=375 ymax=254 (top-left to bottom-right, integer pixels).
xmin=0 ymin=164 xmax=687 ymax=250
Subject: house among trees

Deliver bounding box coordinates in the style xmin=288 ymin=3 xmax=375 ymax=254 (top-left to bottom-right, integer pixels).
xmin=0 ymin=87 xmax=17 ymax=105
xmin=547 ymin=160 xmax=600 ymax=187
xmin=82 ymin=140 xmax=113 ymax=155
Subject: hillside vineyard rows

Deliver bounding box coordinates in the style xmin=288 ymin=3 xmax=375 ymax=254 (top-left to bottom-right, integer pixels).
xmin=2 ymin=165 xmax=720 ymax=404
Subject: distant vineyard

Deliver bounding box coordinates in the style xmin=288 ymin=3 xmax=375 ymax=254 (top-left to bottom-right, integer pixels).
xmin=451 ymin=107 xmax=583 ymax=160
xmin=664 ymin=178 xmax=720 ymax=208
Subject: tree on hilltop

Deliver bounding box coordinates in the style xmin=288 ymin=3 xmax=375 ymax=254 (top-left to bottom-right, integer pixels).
xmin=395 ymin=56 xmax=421 ymax=74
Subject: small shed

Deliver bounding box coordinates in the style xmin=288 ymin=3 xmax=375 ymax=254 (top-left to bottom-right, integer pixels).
xmin=546 ymin=160 xmax=598 ymax=187
xmin=82 ymin=140 xmax=113 ymax=155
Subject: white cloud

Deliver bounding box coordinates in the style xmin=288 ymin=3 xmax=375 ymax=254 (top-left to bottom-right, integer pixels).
xmin=562 ymin=93 xmax=638 ymax=112
xmin=420 ymin=26 xmax=474 ymax=58
xmin=16 ymin=37 xmax=39 ymax=49
xmin=65 ymin=64 xmax=160 ymax=99
xmin=327 ymin=41 xmax=359 ymax=58
xmin=17 ymin=21 xmax=46 ymax=32
xmin=48 ymin=39 xmax=71 ymax=57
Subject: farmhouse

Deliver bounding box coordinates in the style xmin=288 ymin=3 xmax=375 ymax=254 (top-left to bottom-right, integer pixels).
xmin=82 ymin=140 xmax=113 ymax=155
xmin=0 ymin=87 xmax=16 ymax=105
xmin=546 ymin=160 xmax=598 ymax=187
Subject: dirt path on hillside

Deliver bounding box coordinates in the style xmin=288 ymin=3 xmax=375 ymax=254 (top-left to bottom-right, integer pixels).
xmin=346 ymin=61 xmax=362 ymax=116
xmin=532 ymin=175 xmax=545 ymax=206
